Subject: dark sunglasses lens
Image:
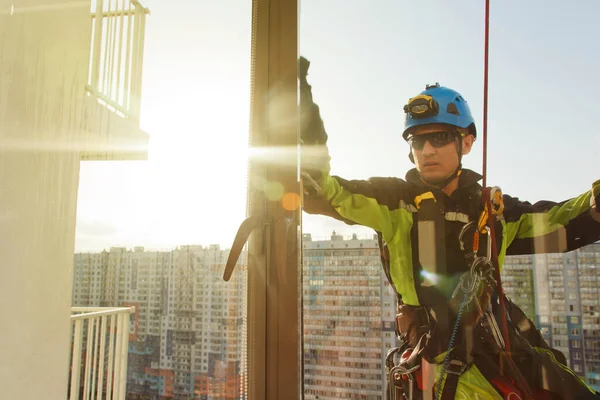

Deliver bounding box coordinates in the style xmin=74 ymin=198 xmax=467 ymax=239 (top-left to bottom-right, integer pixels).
xmin=429 ymin=131 xmax=456 ymax=147
xmin=409 ymin=131 xmax=456 ymax=150
xmin=409 ymin=137 xmax=426 ymax=150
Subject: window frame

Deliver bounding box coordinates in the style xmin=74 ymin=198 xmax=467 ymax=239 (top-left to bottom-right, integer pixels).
xmin=246 ymin=0 xmax=301 ymax=399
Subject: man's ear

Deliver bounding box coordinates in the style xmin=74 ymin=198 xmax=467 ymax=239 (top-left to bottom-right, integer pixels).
xmin=461 ymin=134 xmax=475 ymax=156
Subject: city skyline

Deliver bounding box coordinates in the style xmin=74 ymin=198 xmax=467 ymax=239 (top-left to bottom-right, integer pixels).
xmin=73 ymin=243 xmax=247 ymax=399
xmin=72 ymin=235 xmax=600 ymax=397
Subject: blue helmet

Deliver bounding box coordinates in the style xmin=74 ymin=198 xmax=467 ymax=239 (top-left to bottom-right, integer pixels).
xmin=402 ymin=83 xmax=476 ymax=141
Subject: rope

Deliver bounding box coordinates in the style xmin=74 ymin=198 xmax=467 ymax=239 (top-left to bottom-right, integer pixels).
xmin=480 ymin=2 xmax=526 ymax=388
xmin=480 ymin=0 xmax=512 ymax=359
xmin=482 ymin=0 xmax=490 ymax=189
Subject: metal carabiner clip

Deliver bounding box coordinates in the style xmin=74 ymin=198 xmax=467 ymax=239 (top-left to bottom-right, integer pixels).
xmin=460 ymin=270 xmax=480 ymax=295
xmin=458 ymin=220 xmax=475 ymax=253
xmin=451 ymin=270 xmax=479 ymax=302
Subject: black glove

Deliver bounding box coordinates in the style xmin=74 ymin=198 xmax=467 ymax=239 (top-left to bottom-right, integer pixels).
xmin=298 ymin=57 xmax=331 ymax=195
xmin=299 ymin=56 xmax=328 ymax=146
xmin=592 ymin=180 xmax=600 ymax=220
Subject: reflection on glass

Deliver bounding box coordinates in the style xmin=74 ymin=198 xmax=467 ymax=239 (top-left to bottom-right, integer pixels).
xmin=300 ymin=1 xmax=600 ymax=398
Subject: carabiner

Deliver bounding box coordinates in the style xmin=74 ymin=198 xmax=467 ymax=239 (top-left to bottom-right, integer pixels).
xmin=490 ymin=186 xmax=504 ymax=216
xmin=458 ymin=220 xmax=475 ymax=252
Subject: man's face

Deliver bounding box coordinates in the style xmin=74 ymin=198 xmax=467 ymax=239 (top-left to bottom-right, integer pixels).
xmin=408 ymin=123 xmax=474 ymax=186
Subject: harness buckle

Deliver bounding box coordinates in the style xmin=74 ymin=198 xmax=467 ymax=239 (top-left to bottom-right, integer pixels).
xmin=414 ymin=191 xmax=436 ymax=209
xmin=445 ymin=359 xmax=468 ymax=376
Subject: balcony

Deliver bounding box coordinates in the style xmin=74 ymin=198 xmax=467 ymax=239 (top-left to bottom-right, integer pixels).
xmin=82 ymin=0 xmax=150 ymax=160
xmin=0 ymin=0 xmax=150 ymax=161
xmin=1 ymin=1 xmax=151 ymax=398
xmin=69 ymin=307 xmax=135 ymax=400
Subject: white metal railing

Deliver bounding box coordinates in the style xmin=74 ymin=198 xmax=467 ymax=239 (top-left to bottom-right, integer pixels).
xmin=87 ymin=0 xmax=150 ymax=122
xmin=69 ymin=307 xmax=135 ymax=400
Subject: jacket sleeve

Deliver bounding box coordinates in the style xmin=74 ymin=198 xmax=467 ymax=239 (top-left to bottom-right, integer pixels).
xmin=504 ymin=179 xmax=600 ymax=255
xmin=302 ymin=150 xmax=401 ymax=242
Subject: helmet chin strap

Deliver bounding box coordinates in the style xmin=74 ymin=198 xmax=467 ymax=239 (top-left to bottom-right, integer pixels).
xmin=420 ymin=167 xmax=462 ymax=190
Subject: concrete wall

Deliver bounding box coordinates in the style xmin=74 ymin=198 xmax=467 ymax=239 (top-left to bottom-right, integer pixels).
xmin=0 ymin=2 xmax=90 ymax=398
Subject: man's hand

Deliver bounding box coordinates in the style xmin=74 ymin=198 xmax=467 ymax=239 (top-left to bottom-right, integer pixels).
xmin=299 ymin=56 xmax=330 ymax=190
xmin=592 ymin=180 xmax=600 ymax=222
xmin=299 ymin=56 xmax=328 ymax=146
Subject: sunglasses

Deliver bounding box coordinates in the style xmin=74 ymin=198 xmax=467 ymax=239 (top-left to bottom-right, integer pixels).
xmin=407 ymin=130 xmax=461 ymax=150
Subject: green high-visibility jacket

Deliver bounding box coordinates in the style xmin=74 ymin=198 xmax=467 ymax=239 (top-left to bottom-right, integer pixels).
xmin=303 ymin=165 xmax=600 ymax=307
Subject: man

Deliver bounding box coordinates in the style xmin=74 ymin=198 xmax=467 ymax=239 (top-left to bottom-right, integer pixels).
xmin=299 ymin=58 xmax=600 ymax=399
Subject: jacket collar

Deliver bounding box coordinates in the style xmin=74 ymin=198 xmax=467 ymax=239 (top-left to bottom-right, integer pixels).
xmin=405 ymin=168 xmax=483 ymax=190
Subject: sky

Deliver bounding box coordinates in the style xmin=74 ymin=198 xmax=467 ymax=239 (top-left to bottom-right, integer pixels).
xmin=75 ymin=0 xmax=600 ymax=252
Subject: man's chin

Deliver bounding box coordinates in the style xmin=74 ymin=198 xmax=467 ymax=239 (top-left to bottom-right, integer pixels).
xmin=420 ymin=173 xmax=450 ymax=188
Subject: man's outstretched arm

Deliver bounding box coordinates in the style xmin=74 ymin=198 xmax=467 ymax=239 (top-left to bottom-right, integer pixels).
xmin=299 ymin=57 xmax=402 ymax=242
xmin=504 ymin=179 xmax=600 ymax=255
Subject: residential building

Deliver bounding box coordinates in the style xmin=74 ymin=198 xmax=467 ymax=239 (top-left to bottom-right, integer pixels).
xmin=302 ymin=232 xmax=398 ymax=400
xmin=73 ymin=245 xmax=246 ymax=399
xmin=530 ymin=242 xmax=600 ymax=390
xmin=501 ymin=254 xmax=536 ymax=320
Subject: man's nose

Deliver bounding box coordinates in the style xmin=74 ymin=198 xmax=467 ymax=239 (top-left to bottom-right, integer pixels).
xmin=421 ymin=139 xmax=436 ymax=155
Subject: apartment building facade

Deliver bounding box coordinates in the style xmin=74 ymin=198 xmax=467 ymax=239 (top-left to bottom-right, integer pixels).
xmin=302 ymin=232 xmax=398 ymax=400
xmin=73 ymin=245 xmax=246 ymax=399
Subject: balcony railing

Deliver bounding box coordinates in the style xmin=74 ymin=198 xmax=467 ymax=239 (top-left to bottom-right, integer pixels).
xmin=69 ymin=307 xmax=135 ymax=400
xmin=87 ymin=0 xmax=149 ymax=123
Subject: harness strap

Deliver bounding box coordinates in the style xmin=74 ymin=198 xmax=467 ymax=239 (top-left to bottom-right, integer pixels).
xmin=439 ymin=347 xmax=470 ymax=400
xmin=439 ymin=333 xmax=531 ymax=400
xmin=473 ymin=345 xmax=524 ymax=400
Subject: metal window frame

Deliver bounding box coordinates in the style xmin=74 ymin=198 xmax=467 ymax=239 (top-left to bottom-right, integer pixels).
xmin=246 ymin=0 xmax=301 ymax=399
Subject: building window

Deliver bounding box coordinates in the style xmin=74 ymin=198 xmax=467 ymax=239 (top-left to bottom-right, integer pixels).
xmin=573 ymin=340 xmax=581 ymax=348
xmin=572 ymin=328 xmax=580 ymax=336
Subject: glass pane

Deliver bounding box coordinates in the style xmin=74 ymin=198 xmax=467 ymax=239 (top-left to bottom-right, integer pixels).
xmin=73 ymin=1 xmax=251 ymax=399
xmin=300 ymin=1 xmax=600 ymax=398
